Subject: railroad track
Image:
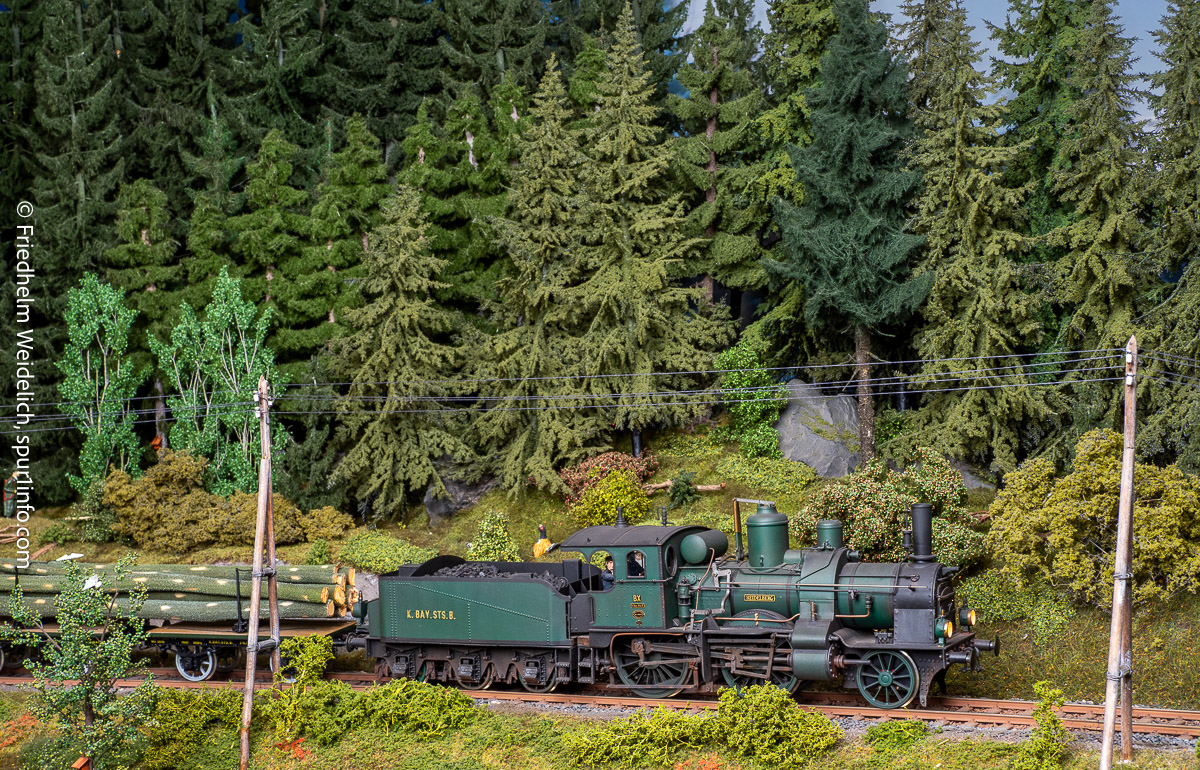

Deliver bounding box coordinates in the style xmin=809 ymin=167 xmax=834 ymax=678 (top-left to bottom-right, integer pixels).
xmin=1 ymin=670 xmax=1195 ymax=739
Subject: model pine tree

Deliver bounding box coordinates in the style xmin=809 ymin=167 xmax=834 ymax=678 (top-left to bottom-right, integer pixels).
xmin=331 ymin=186 xmax=471 ymax=520
xmin=767 ymin=0 xmax=929 ymax=464
xmin=903 ymin=3 xmax=1060 ymax=472
xmin=756 ymin=0 xmax=836 ymax=204
xmin=1142 ymin=0 xmax=1200 ymax=469
xmin=670 ymin=0 xmax=768 ymax=294
xmin=892 ymin=0 xmax=956 ymax=110
xmin=276 ymin=116 xmax=390 ymax=379
xmin=472 ymin=58 xmax=608 ymax=492
xmin=320 ymin=0 xmax=442 ymax=163
xmin=228 ymin=0 xmax=325 ymax=185
xmin=990 ymin=0 xmax=1092 ymax=249
xmin=228 ymin=130 xmax=310 ymax=313
xmin=1049 ymin=1 xmax=1146 ymax=356
xmin=182 ymin=108 xmax=245 ymax=310
xmin=438 ymin=0 xmax=547 ymax=99
xmin=551 ymin=0 xmax=687 ymax=108
xmin=578 ymin=4 xmax=734 ymax=452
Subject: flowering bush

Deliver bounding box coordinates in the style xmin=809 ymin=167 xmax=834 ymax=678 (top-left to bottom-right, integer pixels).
xmin=559 ymin=451 xmax=659 ymax=507
xmin=573 ymin=470 xmax=653 ymax=527
xmin=790 ymin=448 xmax=984 ymax=565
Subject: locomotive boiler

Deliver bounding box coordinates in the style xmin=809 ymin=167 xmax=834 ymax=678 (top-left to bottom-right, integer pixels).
xmin=349 ymin=501 xmax=998 ymax=708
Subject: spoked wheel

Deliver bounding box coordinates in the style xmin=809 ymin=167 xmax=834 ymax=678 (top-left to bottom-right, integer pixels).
xmin=455 ymin=663 xmax=495 ymax=691
xmin=856 ymin=650 xmax=919 ymax=709
xmin=518 ymin=658 xmax=559 ymax=693
xmin=718 ymin=611 xmax=803 ymax=695
xmin=0 ymin=645 xmax=7 ymax=672
xmin=270 ymin=652 xmax=298 ymax=684
xmin=614 ymin=637 xmax=690 ymax=699
xmin=175 ymin=647 xmax=218 ymax=682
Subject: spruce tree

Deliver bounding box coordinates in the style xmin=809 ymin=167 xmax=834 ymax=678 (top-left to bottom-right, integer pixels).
xmin=904 ymin=3 xmax=1060 ymax=471
xmin=578 ymin=4 xmax=733 ymax=452
xmin=891 ymin=0 xmax=956 ymax=110
xmin=320 ymin=0 xmax=442 ymax=166
xmin=227 ymin=130 xmax=310 ymax=313
xmin=551 ymin=0 xmax=687 ymax=108
xmin=182 ymin=108 xmax=245 ymax=310
xmin=756 ymin=0 xmax=836 ymax=204
xmin=1049 ymin=1 xmax=1145 ymax=355
xmin=1142 ymin=0 xmax=1200 ymax=468
xmin=472 ymin=58 xmax=607 ymax=492
xmin=990 ymin=0 xmax=1092 ymax=249
xmin=277 ymin=116 xmax=390 ymax=379
xmin=670 ymin=0 xmax=768 ymax=294
xmin=766 ymin=0 xmax=929 ymax=464
xmin=331 ymin=186 xmax=471 ymax=520
xmin=437 ymin=0 xmax=547 ymax=99
xmin=227 ymin=0 xmax=325 ymax=185
xmin=567 ymin=33 xmax=607 ymax=120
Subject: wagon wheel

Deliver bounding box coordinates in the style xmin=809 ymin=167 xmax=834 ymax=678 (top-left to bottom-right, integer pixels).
xmin=614 ymin=638 xmax=689 ymax=698
xmin=175 ymin=647 xmax=218 ymax=682
xmin=856 ymin=650 xmax=919 ymax=709
xmin=455 ymin=662 xmax=495 ymax=691
xmin=0 ymin=645 xmax=8 ymax=672
xmin=519 ymin=658 xmax=559 ymax=693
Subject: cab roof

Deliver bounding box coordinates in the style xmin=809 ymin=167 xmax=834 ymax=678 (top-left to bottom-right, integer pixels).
xmin=560 ymin=524 xmax=707 ymax=550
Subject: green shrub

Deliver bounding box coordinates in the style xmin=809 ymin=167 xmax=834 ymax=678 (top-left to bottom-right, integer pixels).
xmin=1011 ymin=681 xmax=1071 ymax=770
xmin=863 ymin=719 xmax=928 ymax=753
xmin=656 ymin=433 xmax=723 ymax=460
xmin=347 ymin=678 xmax=479 ymax=739
xmin=715 ymin=455 xmax=817 ymax=502
xmin=104 ymin=450 xmax=308 ymax=551
xmin=715 ymin=340 xmax=788 ymax=459
xmin=338 ymin=530 xmax=438 ymax=574
xmin=279 ymin=635 xmax=335 ymax=686
xmin=875 ymin=405 xmax=910 ymax=443
xmin=467 ymin=511 xmax=521 ymax=561
xmin=144 ymin=687 xmax=242 ymax=770
xmin=572 ymin=469 xmax=653 ymax=527
xmin=305 ymin=538 xmax=332 ymax=566
xmin=559 ymin=452 xmax=659 ymax=507
xmin=791 ymin=448 xmax=984 ymax=565
xmin=987 ymin=429 xmax=1200 ymax=606
xmin=667 ymin=471 xmax=700 ymax=511
xmin=36 ymin=521 xmax=77 ymax=546
xmin=303 ymin=506 xmax=355 ymax=542
xmin=74 ymin=478 xmax=119 ymax=543
xmin=261 ymin=679 xmax=358 ymax=747
xmin=564 ymin=706 xmax=713 ymax=768
xmin=712 ymin=684 xmax=841 ymax=767
xmin=956 ymin=570 xmax=1076 ymax=646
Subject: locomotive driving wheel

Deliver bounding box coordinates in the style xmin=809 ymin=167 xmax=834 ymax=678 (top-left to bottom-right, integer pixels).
xmin=718 ymin=611 xmax=803 ymax=695
xmin=856 ymin=650 xmax=919 ymax=709
xmin=614 ymin=637 xmax=690 ymax=698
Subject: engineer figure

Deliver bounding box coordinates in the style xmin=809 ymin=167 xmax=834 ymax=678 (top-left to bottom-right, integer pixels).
xmin=601 ymin=557 xmax=616 ymax=590
xmin=626 ymin=551 xmax=645 ymax=578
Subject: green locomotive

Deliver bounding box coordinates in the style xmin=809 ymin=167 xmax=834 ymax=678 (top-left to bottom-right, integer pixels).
xmin=349 ymin=501 xmax=997 ymax=708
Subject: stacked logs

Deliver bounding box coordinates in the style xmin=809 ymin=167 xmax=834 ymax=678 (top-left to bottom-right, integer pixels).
xmin=0 ymin=562 xmax=359 ymax=621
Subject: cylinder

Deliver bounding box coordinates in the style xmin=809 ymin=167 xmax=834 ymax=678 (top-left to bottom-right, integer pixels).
xmin=815 ymin=520 xmax=844 ymax=550
xmin=910 ymin=503 xmax=934 ymax=562
xmin=746 ymin=505 xmax=789 ymax=568
xmin=680 ymin=530 xmax=729 ymax=565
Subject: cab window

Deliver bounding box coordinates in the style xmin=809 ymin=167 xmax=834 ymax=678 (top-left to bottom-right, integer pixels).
xmin=626 ymin=550 xmax=646 ymax=579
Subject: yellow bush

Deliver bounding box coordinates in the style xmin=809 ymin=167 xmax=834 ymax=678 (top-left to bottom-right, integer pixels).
xmin=987 ymin=430 xmax=1200 ymax=606
xmin=572 ymin=469 xmax=652 ymax=527
xmin=302 ymin=506 xmax=355 ymax=542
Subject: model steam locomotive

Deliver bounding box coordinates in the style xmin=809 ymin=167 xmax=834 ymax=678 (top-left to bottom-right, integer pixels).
xmin=348 ymin=501 xmax=998 ymax=708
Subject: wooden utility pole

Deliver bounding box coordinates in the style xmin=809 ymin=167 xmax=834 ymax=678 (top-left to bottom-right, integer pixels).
xmin=239 ymin=376 xmax=281 ymax=770
xmin=1100 ymin=336 xmax=1137 ymax=769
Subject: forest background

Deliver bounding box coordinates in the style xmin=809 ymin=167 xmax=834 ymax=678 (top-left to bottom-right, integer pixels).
xmin=2 ymin=0 xmax=1200 ymax=522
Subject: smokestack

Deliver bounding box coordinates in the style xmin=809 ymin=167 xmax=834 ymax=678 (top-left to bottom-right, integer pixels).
xmin=909 ymin=503 xmax=934 ymax=562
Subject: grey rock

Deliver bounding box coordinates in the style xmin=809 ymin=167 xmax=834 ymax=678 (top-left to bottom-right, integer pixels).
xmin=423 ymin=474 xmax=498 ymax=521
xmin=775 ymin=379 xmax=861 ymax=477
xmin=948 ymin=458 xmax=996 ymax=490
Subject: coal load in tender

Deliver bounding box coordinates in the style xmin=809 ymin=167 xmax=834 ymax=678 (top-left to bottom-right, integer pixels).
xmin=433 ymin=563 xmax=569 ymax=591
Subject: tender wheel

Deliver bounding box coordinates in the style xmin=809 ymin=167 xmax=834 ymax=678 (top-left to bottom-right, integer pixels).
xmin=455 ymin=662 xmax=495 ymax=691
xmin=518 ymin=660 xmax=559 ymax=694
xmin=857 ymin=650 xmax=919 ymax=709
xmin=614 ymin=637 xmax=689 ymax=699
xmin=175 ymin=647 xmax=218 ymax=682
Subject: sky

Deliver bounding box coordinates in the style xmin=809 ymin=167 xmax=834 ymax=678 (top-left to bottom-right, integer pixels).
xmin=683 ymin=0 xmax=1173 ymax=77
